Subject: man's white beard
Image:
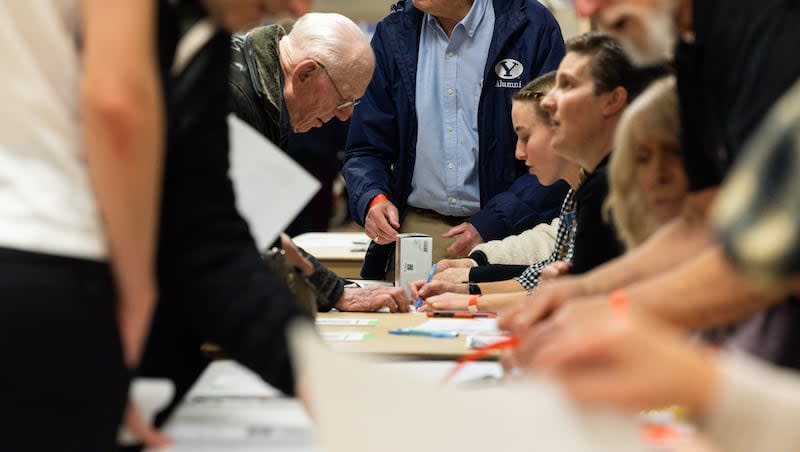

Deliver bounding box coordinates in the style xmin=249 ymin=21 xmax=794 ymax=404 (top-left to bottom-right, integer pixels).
xmin=603 ymin=3 xmax=677 ymax=67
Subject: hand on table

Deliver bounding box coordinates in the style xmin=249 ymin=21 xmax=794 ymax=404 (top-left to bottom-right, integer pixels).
xmin=409 ymin=279 xmax=468 ymax=300
xmin=443 ymin=222 xmax=483 ymax=257
xmin=365 ymin=199 xmax=399 ymax=245
xmin=497 ymin=275 xmax=588 ymax=333
xmin=335 ymin=286 xmax=411 ymax=313
xmin=539 ymin=261 xmax=571 ymax=282
xmin=435 ymin=258 xmax=477 ymax=272
xmin=417 ymin=293 xmax=472 ymax=312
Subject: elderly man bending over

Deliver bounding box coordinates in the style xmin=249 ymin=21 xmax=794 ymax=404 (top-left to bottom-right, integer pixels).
xmin=228 ymin=14 xmax=409 ymax=312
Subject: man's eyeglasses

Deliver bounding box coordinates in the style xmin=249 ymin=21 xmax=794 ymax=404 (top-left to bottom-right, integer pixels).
xmin=314 ymin=60 xmax=361 ymax=110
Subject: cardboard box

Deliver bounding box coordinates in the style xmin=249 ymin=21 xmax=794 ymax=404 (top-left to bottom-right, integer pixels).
xmin=394 ymin=233 xmax=432 ymax=296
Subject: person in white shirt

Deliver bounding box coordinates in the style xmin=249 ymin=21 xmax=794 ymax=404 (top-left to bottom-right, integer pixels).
xmin=0 ymin=0 xmax=162 ymax=449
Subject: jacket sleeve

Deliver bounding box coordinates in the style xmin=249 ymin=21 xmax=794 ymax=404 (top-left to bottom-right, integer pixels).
xmin=468 ymin=176 xmax=568 ymax=242
xmin=469 ymin=264 xmax=530 ymax=282
xmin=470 ymin=217 xmax=559 ymax=265
xmin=298 ymin=247 xmax=345 ymax=312
xmin=343 ymin=22 xmax=400 ymax=226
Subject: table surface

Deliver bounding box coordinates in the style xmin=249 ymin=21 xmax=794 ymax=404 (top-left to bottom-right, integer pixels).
xmin=316 ymin=311 xmax=502 ymax=360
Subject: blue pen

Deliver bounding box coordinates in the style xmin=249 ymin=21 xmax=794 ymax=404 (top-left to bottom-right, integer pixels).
xmin=415 ymin=263 xmax=437 ymax=310
xmin=388 ymin=328 xmax=458 ymax=339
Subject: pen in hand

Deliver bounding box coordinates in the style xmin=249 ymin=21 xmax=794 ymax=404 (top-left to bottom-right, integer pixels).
xmin=415 ymin=263 xmax=437 ymax=310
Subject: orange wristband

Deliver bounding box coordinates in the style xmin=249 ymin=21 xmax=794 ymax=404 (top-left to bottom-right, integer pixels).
xmin=368 ymin=194 xmax=389 ymax=211
xmin=608 ymin=289 xmax=629 ymax=319
xmin=468 ymin=295 xmax=481 ymax=313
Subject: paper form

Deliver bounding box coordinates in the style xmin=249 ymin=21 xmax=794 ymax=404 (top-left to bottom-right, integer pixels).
xmin=413 ymin=318 xmax=502 ymax=336
xmin=320 ymin=332 xmax=374 ymax=342
xmin=228 ymin=115 xmax=320 ymax=251
xmin=315 ymin=318 xmax=379 ymax=327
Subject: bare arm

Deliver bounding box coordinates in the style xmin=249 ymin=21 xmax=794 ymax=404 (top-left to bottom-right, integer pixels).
xmin=81 ymin=0 xmax=164 ymax=367
xmin=628 ymin=246 xmax=790 ymax=330
xmin=577 ymin=188 xmax=716 ymax=295
xmin=479 ymin=279 xmax=525 ymax=294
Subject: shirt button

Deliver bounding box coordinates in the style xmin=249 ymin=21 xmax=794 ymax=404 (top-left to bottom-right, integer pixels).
xmin=447 ymin=88 xmax=454 ymax=95
xmin=449 ymin=198 xmax=458 ymax=205
xmin=447 ymin=126 xmax=453 ymax=132
xmin=447 ymin=162 xmax=455 ymax=169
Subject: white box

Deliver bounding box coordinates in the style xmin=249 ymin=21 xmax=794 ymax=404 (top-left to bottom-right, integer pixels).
xmin=394 ymin=233 xmax=433 ymax=296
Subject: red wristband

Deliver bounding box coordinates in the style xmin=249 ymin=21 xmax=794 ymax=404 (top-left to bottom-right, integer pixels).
xmin=468 ymin=295 xmax=481 ymax=313
xmin=368 ymin=194 xmax=389 ymax=211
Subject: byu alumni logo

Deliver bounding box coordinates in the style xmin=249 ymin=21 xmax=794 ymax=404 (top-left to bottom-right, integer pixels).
xmin=495 ymin=58 xmax=523 ymax=88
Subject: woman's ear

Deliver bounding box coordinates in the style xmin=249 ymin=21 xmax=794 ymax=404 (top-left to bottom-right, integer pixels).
xmin=602 ymin=86 xmax=628 ymax=117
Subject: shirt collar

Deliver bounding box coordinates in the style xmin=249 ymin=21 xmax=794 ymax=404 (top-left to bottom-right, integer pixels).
xmin=424 ymin=0 xmax=489 ymax=39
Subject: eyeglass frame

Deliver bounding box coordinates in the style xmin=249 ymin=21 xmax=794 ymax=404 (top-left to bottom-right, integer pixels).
xmin=313 ymin=59 xmax=361 ymax=110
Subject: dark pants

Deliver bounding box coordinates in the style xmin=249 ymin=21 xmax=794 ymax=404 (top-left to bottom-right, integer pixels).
xmin=0 ymin=247 xmax=128 ymax=451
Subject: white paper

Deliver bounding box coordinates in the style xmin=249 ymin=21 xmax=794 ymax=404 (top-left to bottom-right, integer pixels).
xmin=289 ymin=322 xmax=645 ymax=452
xmin=228 ymin=115 xmax=320 ymax=251
xmin=292 ymin=232 xmax=370 ymax=248
xmin=319 ymin=332 xmax=372 ymax=342
xmin=315 ymin=318 xmax=378 ymax=326
xmin=414 ymin=318 xmax=502 ymax=336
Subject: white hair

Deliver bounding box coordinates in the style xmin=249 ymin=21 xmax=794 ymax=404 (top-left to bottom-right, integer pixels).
xmin=281 ymin=13 xmax=374 ymax=92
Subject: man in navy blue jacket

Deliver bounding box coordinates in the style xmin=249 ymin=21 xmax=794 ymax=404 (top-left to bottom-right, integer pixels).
xmin=343 ymin=0 xmax=568 ymax=278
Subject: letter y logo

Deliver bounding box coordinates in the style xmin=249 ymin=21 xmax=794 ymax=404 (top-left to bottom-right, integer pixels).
xmin=495 ymin=58 xmax=524 ymax=79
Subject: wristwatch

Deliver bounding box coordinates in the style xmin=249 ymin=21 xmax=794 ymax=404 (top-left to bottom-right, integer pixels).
xmin=468 ymin=282 xmax=482 ymax=295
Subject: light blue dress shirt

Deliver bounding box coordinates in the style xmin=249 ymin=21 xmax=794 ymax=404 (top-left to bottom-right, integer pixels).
xmin=406 ymin=0 xmax=495 ymax=217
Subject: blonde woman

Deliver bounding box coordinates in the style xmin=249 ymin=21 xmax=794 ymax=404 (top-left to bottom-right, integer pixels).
xmin=605 ymin=76 xmax=688 ymax=249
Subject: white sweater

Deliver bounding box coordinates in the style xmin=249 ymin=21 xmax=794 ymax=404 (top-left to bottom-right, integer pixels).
xmin=470 ymin=218 xmax=558 ymax=265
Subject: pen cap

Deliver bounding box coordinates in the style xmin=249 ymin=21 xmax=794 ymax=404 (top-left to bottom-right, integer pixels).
xmin=394 ymin=233 xmax=432 ymax=293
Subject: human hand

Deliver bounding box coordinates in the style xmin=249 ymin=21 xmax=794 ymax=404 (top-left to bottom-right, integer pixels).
xmin=335 ymin=286 xmax=411 ymax=313
xmin=280 ymin=233 xmax=314 ymax=276
xmin=364 ymin=198 xmax=400 ymax=245
xmin=539 ymin=261 xmax=571 ymax=282
xmin=443 ymin=222 xmax=483 ymax=257
xmin=123 ymin=401 xmax=173 ymax=449
xmin=436 ymin=258 xmax=477 ymax=272
xmin=510 ymin=297 xmax=718 ymax=412
xmin=418 ymin=293 xmax=472 ymax=311
xmin=409 ymin=279 xmax=467 ymax=300
xmin=497 ymin=275 xmax=588 ymax=333
xmin=433 ymin=267 xmax=470 ymax=283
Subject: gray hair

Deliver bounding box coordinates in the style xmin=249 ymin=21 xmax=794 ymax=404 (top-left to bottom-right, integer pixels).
xmin=281 ymin=13 xmax=374 ymax=93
